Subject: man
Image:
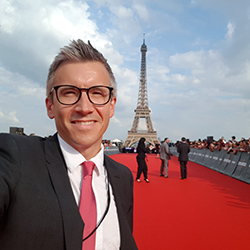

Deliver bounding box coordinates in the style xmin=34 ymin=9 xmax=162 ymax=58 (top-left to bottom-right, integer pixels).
xmin=160 ymin=137 xmax=171 ymax=178
xmin=0 ymin=40 xmax=138 ymax=250
xmin=232 ymin=136 xmax=237 ymax=144
xmin=177 ymin=137 xmax=190 ymax=180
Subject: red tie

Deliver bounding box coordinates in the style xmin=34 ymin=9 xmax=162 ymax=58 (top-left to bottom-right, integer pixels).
xmin=79 ymin=161 xmax=97 ymax=250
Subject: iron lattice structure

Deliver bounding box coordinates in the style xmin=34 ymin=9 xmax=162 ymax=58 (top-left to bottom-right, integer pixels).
xmin=123 ymin=38 xmax=158 ymax=148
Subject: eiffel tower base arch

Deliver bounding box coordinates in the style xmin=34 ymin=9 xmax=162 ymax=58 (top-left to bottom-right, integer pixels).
xmin=123 ymin=131 xmax=158 ymax=148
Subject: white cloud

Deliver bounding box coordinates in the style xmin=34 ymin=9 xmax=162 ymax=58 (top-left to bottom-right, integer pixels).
xmin=0 ymin=110 xmax=20 ymax=124
xmin=133 ymin=3 xmax=150 ymax=21
xmin=0 ymin=66 xmax=50 ymax=134
xmin=171 ymin=74 xmax=187 ymax=83
xmin=9 ymin=111 xmax=19 ymax=123
xmin=225 ymin=22 xmax=235 ymax=40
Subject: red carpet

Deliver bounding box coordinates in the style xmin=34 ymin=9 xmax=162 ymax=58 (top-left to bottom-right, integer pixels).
xmin=110 ymin=153 xmax=250 ymax=250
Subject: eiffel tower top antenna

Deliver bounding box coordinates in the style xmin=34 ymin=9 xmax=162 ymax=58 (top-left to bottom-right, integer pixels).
xmin=137 ymin=33 xmax=148 ymax=109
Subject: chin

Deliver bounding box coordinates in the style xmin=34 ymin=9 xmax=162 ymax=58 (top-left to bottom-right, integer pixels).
xmin=75 ymin=137 xmax=98 ymax=148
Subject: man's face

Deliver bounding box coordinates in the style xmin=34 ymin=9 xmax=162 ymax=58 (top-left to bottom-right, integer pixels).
xmin=46 ymin=61 xmax=116 ymax=157
xmin=166 ymin=139 xmax=169 ymax=143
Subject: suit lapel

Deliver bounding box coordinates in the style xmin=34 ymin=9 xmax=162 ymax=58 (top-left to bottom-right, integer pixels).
xmin=104 ymin=155 xmax=124 ymax=212
xmin=44 ymin=134 xmax=83 ymax=250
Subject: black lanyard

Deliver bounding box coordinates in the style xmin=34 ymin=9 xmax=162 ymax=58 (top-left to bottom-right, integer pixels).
xmin=82 ymin=171 xmax=111 ymax=242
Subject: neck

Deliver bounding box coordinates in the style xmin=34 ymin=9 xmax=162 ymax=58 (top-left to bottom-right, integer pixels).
xmin=58 ymin=134 xmax=102 ymax=160
xmin=77 ymin=145 xmax=102 ymax=160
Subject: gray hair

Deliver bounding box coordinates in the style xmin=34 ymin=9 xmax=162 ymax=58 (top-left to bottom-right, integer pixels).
xmin=46 ymin=39 xmax=117 ymax=98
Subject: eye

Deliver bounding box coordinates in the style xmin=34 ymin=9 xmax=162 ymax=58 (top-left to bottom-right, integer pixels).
xmin=92 ymin=90 xmax=104 ymax=96
xmin=60 ymin=87 xmax=78 ymax=96
xmin=90 ymin=87 xmax=107 ymax=96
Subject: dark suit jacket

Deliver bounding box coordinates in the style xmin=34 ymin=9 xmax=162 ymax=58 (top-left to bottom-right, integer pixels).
xmin=177 ymin=142 xmax=190 ymax=162
xmin=0 ymin=133 xmax=138 ymax=250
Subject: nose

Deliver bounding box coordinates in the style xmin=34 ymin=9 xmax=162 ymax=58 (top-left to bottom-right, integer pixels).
xmin=74 ymin=91 xmax=94 ymax=113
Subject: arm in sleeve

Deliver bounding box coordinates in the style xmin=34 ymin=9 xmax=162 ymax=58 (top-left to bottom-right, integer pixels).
xmin=177 ymin=145 xmax=181 ymax=153
xmin=0 ymin=134 xmax=21 ymax=222
xmin=142 ymin=146 xmax=150 ymax=154
xmin=123 ymin=168 xmax=134 ymax=231
xmin=166 ymin=144 xmax=170 ymax=154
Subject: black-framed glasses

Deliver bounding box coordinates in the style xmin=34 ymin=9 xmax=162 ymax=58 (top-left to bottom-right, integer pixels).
xmin=50 ymin=85 xmax=113 ymax=105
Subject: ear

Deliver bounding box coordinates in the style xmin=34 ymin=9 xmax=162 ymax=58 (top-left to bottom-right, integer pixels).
xmin=109 ymin=97 xmax=116 ymax=118
xmin=45 ymin=98 xmax=55 ymax=119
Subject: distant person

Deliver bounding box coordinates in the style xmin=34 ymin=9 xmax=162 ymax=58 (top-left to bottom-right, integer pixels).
xmin=0 ymin=39 xmax=138 ymax=250
xmin=136 ymin=137 xmax=150 ymax=183
xmin=221 ymin=137 xmax=226 ymax=147
xmin=232 ymin=136 xmax=237 ymax=144
xmin=177 ymin=137 xmax=190 ymax=179
xmin=160 ymin=137 xmax=171 ymax=178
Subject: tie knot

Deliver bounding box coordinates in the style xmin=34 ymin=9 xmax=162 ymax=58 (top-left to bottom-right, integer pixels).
xmin=82 ymin=161 xmax=95 ymax=177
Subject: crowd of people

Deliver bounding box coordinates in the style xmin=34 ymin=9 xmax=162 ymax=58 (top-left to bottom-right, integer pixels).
xmin=189 ymin=136 xmax=250 ymax=154
xmin=105 ymin=135 xmax=250 ymax=156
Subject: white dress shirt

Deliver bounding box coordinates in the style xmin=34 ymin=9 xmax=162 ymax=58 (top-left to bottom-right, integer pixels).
xmin=58 ymin=135 xmax=120 ymax=250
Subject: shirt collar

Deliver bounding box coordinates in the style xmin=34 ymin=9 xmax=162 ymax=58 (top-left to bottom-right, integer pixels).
xmin=57 ymin=134 xmax=104 ymax=175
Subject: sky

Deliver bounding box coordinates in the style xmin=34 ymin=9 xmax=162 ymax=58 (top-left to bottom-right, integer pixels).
xmin=1 ymin=0 xmax=250 ymax=143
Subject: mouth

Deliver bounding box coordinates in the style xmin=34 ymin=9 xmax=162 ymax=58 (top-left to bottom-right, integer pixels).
xmin=72 ymin=121 xmax=95 ymax=125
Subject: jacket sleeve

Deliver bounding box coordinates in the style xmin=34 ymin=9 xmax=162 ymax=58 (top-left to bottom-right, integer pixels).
xmin=0 ymin=134 xmax=21 ymax=222
xmin=166 ymin=144 xmax=170 ymax=154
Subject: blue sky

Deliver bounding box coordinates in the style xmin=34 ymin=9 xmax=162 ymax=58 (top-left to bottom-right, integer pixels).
xmin=0 ymin=0 xmax=250 ymax=143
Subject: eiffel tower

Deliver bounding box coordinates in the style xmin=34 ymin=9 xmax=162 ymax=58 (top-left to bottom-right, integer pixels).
xmin=123 ymin=37 xmax=158 ymax=148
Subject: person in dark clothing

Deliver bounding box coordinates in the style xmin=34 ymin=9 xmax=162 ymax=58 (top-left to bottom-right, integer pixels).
xmin=136 ymin=137 xmax=150 ymax=183
xmin=177 ymin=137 xmax=190 ymax=179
